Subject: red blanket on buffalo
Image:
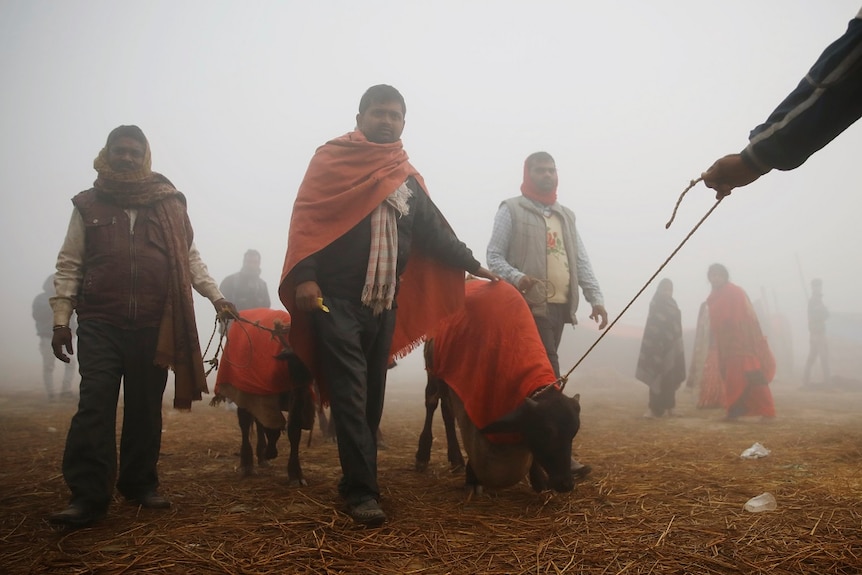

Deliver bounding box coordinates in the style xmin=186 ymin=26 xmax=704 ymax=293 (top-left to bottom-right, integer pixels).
xmin=431 ymin=280 xmax=557 ymax=434
xmin=215 ymin=308 xmax=294 ymax=397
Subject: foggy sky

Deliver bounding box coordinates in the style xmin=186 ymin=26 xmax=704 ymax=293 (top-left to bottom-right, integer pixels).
xmin=2 ymin=1 xmax=861 ymax=388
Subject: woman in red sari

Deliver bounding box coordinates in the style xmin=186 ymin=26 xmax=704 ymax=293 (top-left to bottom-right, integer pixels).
xmin=706 ymin=264 xmax=776 ymax=420
xmin=689 ymin=301 xmax=727 ymax=409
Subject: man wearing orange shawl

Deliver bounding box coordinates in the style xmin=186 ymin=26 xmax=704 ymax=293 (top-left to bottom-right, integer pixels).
xmin=705 ymin=264 xmax=776 ymax=421
xmin=279 ymin=85 xmax=497 ymax=526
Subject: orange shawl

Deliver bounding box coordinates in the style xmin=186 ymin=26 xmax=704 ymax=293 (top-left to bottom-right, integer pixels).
xmin=279 ymin=131 xmax=465 ymax=392
xmin=431 ymin=280 xmax=557 ymax=435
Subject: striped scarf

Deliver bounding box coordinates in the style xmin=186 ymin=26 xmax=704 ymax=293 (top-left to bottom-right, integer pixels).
xmin=361 ymin=182 xmax=412 ymax=315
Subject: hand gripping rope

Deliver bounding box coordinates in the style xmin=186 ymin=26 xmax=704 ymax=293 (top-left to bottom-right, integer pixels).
xmin=202 ymin=311 xmax=291 ymax=376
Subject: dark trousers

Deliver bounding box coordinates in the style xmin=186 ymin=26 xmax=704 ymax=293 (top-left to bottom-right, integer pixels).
xmin=62 ymin=320 xmax=167 ymax=512
xmin=311 ymin=296 xmax=395 ymax=507
xmin=533 ymin=303 xmax=568 ymax=378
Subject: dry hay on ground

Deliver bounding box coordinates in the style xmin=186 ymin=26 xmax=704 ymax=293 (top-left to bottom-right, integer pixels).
xmin=0 ymin=374 xmax=861 ymax=575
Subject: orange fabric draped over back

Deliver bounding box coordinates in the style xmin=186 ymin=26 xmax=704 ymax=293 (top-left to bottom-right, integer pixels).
xmin=215 ymin=308 xmax=294 ymax=397
xmin=431 ymin=280 xmax=557 ymax=436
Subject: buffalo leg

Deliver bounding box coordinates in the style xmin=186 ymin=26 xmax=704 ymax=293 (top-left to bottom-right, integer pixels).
xmin=261 ymin=424 xmax=280 ymax=463
xmin=528 ymin=460 xmax=549 ymax=492
xmin=237 ymin=407 xmax=255 ymax=477
xmin=465 ymin=461 xmax=483 ymax=496
xmin=438 ymin=384 xmax=464 ymax=471
xmin=415 ymin=375 xmax=441 ymax=471
xmin=285 ymin=387 xmax=311 ymax=486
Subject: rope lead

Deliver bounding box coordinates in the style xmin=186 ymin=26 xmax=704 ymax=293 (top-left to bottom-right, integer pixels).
xmin=560 ymin=178 xmax=722 ymax=385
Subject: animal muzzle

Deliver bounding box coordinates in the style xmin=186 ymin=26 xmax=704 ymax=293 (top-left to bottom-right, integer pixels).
xmin=549 ymin=472 xmax=575 ymax=493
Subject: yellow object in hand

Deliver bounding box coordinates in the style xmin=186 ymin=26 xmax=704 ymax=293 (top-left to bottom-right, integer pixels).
xmin=317 ymin=297 xmax=330 ymax=313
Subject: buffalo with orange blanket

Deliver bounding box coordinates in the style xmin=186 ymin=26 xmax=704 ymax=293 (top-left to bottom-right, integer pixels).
xmin=417 ymin=280 xmax=581 ymax=494
xmin=213 ymin=308 xmax=315 ymax=482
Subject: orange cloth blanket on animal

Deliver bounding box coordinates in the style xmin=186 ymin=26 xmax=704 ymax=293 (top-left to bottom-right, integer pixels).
xmin=215 ymin=308 xmax=294 ymax=397
xmin=431 ymin=280 xmax=558 ymax=433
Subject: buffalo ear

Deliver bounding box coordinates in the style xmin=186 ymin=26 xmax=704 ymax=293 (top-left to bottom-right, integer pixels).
xmin=480 ymin=404 xmax=526 ymax=435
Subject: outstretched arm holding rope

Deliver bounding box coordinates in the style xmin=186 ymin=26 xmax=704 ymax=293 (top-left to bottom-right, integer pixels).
xmin=702 ymin=10 xmax=862 ymax=199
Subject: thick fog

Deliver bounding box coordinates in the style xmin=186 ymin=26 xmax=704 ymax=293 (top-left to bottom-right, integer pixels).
xmin=2 ymin=1 xmax=861 ymax=390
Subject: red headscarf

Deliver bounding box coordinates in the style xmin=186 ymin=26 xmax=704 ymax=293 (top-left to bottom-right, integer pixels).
xmin=519 ymin=157 xmax=557 ymax=206
xmin=279 ymin=131 xmax=466 ymax=397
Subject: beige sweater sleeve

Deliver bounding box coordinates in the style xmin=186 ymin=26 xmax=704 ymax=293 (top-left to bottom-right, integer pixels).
xmin=50 ymin=209 xmax=85 ymax=326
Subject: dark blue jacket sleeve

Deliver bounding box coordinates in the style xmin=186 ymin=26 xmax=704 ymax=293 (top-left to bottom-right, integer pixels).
xmin=741 ymin=13 xmax=862 ymax=173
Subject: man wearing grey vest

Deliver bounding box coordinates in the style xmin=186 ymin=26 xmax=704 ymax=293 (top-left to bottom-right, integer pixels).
xmin=487 ymin=151 xmax=607 ymax=480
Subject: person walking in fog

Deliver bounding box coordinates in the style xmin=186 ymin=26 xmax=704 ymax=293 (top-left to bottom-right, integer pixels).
xmin=279 ymin=85 xmax=498 ymax=527
xmin=701 ymin=9 xmax=862 ymax=198
xmin=33 ymin=274 xmax=76 ymax=401
xmin=486 ymin=151 xmax=607 ymax=479
xmin=803 ymin=278 xmax=831 ymax=387
xmin=703 ymin=264 xmax=776 ymax=421
xmin=48 ymin=125 xmax=237 ymax=528
xmin=635 ymin=278 xmax=686 ymax=418
xmin=219 ymin=249 xmax=270 ymax=312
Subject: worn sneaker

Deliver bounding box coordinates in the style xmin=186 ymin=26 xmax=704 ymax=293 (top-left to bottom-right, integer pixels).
xmin=348 ymin=499 xmax=387 ymax=527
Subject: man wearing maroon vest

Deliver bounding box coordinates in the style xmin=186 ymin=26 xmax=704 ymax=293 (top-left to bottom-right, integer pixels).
xmin=49 ymin=125 xmax=236 ymax=528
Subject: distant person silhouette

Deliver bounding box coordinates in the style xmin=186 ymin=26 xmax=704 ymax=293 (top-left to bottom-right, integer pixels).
xmin=803 ymin=278 xmax=831 ymax=387
xmin=33 ymin=274 xmax=76 ymax=401
xmin=219 ymin=249 xmax=271 ymax=312
xmin=635 ymin=278 xmax=686 ymax=418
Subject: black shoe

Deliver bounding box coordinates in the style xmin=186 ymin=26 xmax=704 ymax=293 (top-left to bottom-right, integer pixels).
xmin=48 ymin=504 xmax=104 ymax=528
xmin=129 ymin=491 xmax=171 ymax=509
xmin=348 ymin=499 xmax=386 ymax=527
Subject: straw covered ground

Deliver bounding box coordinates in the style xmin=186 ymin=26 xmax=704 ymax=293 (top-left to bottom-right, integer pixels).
xmin=1 ymin=371 xmax=861 ymax=575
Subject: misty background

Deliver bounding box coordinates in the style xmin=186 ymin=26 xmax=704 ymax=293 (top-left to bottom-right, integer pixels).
xmin=2 ymin=1 xmax=861 ymax=393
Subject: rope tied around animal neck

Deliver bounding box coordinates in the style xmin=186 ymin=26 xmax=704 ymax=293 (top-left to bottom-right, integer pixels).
xmin=555 ymin=177 xmax=722 ymax=391
xmin=201 ymin=312 xmax=292 ymax=374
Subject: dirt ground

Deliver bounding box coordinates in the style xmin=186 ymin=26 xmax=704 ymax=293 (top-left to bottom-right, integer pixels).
xmin=1 ymin=370 xmax=861 ymax=574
